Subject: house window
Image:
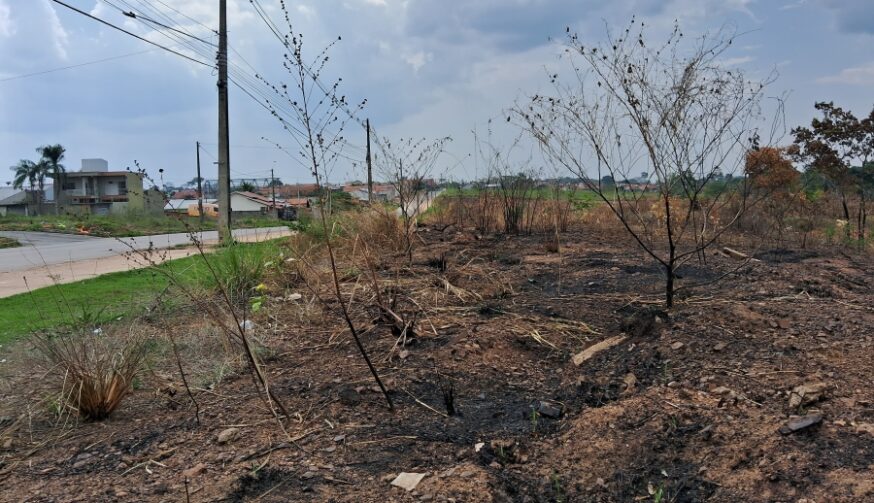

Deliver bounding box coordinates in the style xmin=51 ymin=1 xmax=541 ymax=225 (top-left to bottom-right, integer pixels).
xmin=118 ymin=180 xmax=127 ymax=195
xmin=63 ymin=182 xmax=76 ymax=190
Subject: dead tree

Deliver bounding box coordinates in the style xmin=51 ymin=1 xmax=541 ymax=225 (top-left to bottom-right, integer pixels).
xmin=475 ymin=129 xmax=541 ymax=235
xmin=515 ymin=20 xmax=779 ymax=307
xmin=257 ymin=11 xmax=393 ymax=409
xmin=374 ymin=136 xmax=450 ymax=265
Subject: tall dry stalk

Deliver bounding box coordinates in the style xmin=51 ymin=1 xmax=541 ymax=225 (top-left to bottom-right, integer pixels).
xmin=258 ymin=7 xmax=393 ymax=409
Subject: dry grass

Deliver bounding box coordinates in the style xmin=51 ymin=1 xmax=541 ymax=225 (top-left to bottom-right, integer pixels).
xmin=32 ymin=326 xmax=149 ymax=421
xmin=425 ymin=196 xmax=583 ymax=235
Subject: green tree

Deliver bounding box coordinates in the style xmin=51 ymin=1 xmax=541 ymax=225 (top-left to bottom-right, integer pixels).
xmin=234 ymin=181 xmax=257 ymax=192
xmin=11 ymin=160 xmax=39 ymax=190
xmin=11 ymin=159 xmax=49 ymax=214
xmin=792 ymin=103 xmax=874 ymax=241
xmin=37 ymin=144 xmax=66 ymax=214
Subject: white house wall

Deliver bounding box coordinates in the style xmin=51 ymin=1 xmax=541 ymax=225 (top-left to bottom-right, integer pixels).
xmin=98 ymin=178 xmax=123 ymax=196
xmin=230 ymin=194 xmax=266 ymax=212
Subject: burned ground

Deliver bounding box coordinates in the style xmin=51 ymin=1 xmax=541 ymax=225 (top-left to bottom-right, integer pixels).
xmin=1 ymin=228 xmax=872 ymax=502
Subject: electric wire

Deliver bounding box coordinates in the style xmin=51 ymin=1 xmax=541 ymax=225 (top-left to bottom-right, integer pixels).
xmin=49 ymin=0 xmax=213 ymax=68
xmin=0 ymin=49 xmax=154 ymax=83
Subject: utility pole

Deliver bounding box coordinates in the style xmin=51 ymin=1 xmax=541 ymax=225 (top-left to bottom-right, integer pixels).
xmin=196 ymin=141 xmax=204 ymax=224
xmin=365 ymin=118 xmax=373 ymax=204
xmin=217 ymin=0 xmax=232 ymax=243
xmin=270 ymin=167 xmax=276 ymax=214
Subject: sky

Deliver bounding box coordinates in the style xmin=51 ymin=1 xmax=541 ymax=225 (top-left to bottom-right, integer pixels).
xmin=1 ymin=0 xmax=873 ymax=187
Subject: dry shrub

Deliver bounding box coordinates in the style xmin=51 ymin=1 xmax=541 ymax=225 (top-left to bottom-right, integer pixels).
xmin=351 ymin=207 xmax=406 ymax=254
xmin=439 ymin=194 xmax=501 ymax=233
xmin=33 ymin=327 xmax=148 ymax=421
xmin=525 ymin=198 xmax=579 ymax=234
xmin=429 ymin=193 xmax=584 ymax=236
xmin=580 ymin=202 xmax=621 ymax=234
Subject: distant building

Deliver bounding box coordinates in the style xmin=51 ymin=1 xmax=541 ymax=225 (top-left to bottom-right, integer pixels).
xmin=342 ymin=183 xmax=397 ymax=202
xmin=57 ymin=159 xmax=164 ymax=215
xmin=230 ymin=191 xmax=287 ymax=216
xmin=170 ymin=189 xmax=200 ymax=200
xmin=0 ymin=187 xmax=31 ymax=216
xmin=0 ymin=185 xmax=56 ymax=216
xmin=164 ymin=198 xmax=217 ymax=214
xmin=259 ymin=183 xmax=321 ymax=199
xmin=617 ymin=182 xmax=654 ymax=192
xmin=285 ymin=197 xmax=310 ymax=208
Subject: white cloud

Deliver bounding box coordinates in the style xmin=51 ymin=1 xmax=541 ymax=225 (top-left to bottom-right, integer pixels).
xmin=43 ymin=0 xmax=69 ymax=60
xmin=404 ymin=50 xmax=431 ymax=73
xmin=0 ymin=1 xmax=13 ymax=38
xmin=297 ymin=4 xmax=316 ymax=19
xmin=718 ymin=56 xmax=754 ymax=67
xmin=817 ymin=62 xmax=874 ymax=85
xmin=780 ymin=0 xmax=807 ymax=11
xmin=819 ymin=0 xmax=874 ymax=35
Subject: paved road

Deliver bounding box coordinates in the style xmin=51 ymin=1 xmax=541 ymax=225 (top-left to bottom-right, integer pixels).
xmin=396 ymin=189 xmax=443 ymax=220
xmin=0 ymin=227 xmax=290 ymax=273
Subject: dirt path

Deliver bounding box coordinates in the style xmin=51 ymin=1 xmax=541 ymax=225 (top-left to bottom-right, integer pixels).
xmin=0 ymin=229 xmax=293 ymax=298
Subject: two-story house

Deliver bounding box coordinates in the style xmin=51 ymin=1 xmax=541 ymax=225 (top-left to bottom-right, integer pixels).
xmin=57 ymin=159 xmax=163 ymax=215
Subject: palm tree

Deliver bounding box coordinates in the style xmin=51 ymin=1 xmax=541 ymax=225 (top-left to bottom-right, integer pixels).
xmin=33 ymin=160 xmax=51 ymax=215
xmin=11 ymin=160 xmax=42 ymax=214
xmin=12 ymin=160 xmax=39 ymax=191
xmin=37 ymin=144 xmax=66 ymax=214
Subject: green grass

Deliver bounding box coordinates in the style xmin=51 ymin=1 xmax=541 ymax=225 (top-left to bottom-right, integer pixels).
xmin=441 ymin=186 xmax=601 ymax=203
xmin=0 ymin=240 xmax=284 ymax=345
xmin=0 ymin=213 xmax=283 ymax=238
xmin=0 ymin=236 xmax=20 ymax=249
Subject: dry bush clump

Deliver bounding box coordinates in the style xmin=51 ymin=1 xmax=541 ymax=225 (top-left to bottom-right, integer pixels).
xmin=348 ymin=207 xmax=406 ymax=254
xmin=427 ymin=193 xmax=581 ymax=236
xmin=32 ymin=327 xmax=149 ymax=421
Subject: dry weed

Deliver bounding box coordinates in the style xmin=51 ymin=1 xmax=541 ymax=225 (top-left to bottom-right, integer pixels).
xmin=32 ymin=326 xmax=149 ymax=421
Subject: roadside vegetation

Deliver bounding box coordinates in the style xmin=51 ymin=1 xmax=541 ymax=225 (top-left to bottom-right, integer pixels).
xmin=0 ymin=239 xmax=284 ymax=344
xmin=0 ymin=213 xmax=282 ymax=237
xmin=0 ymin=236 xmax=20 ymax=249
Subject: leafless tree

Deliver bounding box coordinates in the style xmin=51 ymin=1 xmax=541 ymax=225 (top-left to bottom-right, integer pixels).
xmin=514 ymin=20 xmax=780 ymax=307
xmin=475 ymin=130 xmax=541 ymax=234
xmin=374 ymin=136 xmax=450 ymax=265
xmin=258 ymin=10 xmax=393 ymax=408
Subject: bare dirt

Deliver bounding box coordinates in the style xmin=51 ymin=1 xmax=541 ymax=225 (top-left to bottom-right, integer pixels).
xmin=1 ymin=226 xmax=872 ymax=502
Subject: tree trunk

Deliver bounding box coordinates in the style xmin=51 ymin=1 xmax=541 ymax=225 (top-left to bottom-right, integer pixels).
xmin=665 ymin=263 xmax=675 ymax=308
xmin=663 ymin=192 xmax=676 ymax=309
xmin=841 ymin=192 xmax=851 ymax=240
xmin=55 ymin=173 xmax=62 ymax=215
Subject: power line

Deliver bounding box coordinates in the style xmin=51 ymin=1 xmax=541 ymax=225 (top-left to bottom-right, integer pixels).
xmin=49 ymin=0 xmax=213 ymax=68
xmin=249 ymin=0 xmax=286 ymax=46
xmin=150 ymin=0 xmax=217 ymax=35
xmin=56 ymin=0 xmax=357 ymax=174
xmin=100 ymin=0 xmax=308 ymax=151
xmin=245 ymin=0 xmax=365 ymax=127
xmin=99 ymin=0 xmax=215 ymax=45
xmin=0 ymin=49 xmax=154 ymax=83
xmin=199 ymin=143 xmax=285 ymax=149
xmin=107 ymin=0 xmax=217 ymax=65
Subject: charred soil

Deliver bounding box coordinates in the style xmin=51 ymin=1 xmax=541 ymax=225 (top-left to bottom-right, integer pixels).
xmin=1 ymin=228 xmax=872 ymax=502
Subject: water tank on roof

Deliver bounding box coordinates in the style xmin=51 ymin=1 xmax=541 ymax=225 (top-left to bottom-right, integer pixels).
xmin=81 ymin=158 xmax=109 ymax=172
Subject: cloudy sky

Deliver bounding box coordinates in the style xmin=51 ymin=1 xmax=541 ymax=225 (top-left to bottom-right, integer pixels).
xmin=1 ymin=0 xmax=873 ymax=186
